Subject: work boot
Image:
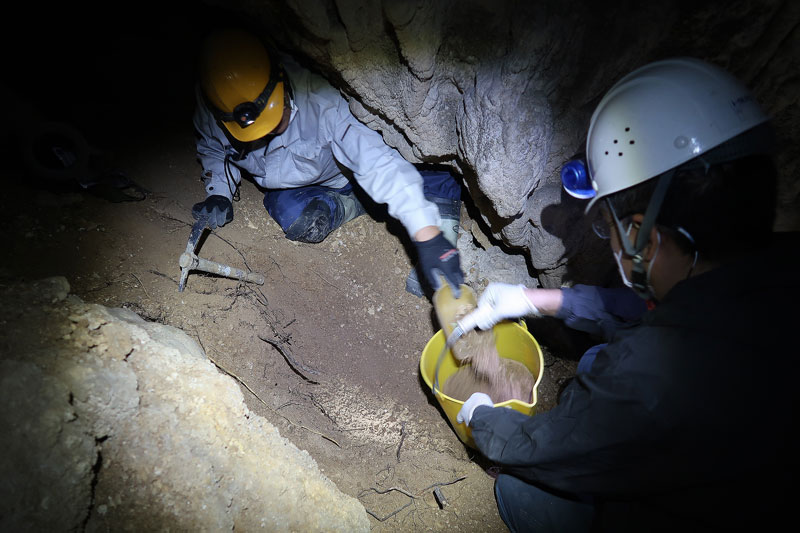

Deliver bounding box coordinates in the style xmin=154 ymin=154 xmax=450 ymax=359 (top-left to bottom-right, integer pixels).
xmin=285 ymin=198 xmax=334 ymax=243
xmin=329 ymin=188 xmax=367 ymax=229
xmin=433 ymin=196 xmax=461 ymax=247
xmin=284 ymin=190 xmax=366 ymax=244
xmin=406 ymin=196 xmax=461 ymax=297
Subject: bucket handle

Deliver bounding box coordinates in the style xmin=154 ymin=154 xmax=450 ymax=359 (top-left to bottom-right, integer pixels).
xmin=433 ymin=347 xmax=445 ymax=396
xmin=433 ymin=324 xmax=466 ymax=396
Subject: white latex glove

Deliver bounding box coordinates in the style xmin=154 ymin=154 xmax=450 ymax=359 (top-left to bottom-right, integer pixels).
xmin=456 ymin=392 xmax=494 ymax=426
xmin=460 ymin=282 xmax=540 ymax=331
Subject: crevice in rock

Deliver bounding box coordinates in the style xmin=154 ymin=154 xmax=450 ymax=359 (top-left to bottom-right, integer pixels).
xmin=382 ymin=15 xmax=411 ymax=74
xmin=81 ymin=438 xmax=106 ymax=532
xmin=119 ymin=301 xmax=166 ymax=324
xmin=350 ymin=96 xmax=426 ymax=163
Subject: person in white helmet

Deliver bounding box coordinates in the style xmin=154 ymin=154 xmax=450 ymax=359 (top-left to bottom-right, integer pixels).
xmin=455 ymin=58 xmax=796 ymax=531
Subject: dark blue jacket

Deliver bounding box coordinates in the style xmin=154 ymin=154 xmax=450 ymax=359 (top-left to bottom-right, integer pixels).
xmin=471 ymin=233 xmax=798 ymax=531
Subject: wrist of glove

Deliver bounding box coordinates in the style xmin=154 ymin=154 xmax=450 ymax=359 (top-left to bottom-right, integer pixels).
xmin=465 ymin=282 xmax=540 ymax=331
xmin=456 ymin=392 xmax=494 ymax=426
xmin=192 ymin=195 xmax=233 ymax=229
xmin=415 ymin=233 xmax=464 ymax=297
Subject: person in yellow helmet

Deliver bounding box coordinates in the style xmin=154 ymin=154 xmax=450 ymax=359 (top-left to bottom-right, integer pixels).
xmin=192 ymin=28 xmax=463 ymax=297
xmin=453 ymin=58 xmax=796 ymax=531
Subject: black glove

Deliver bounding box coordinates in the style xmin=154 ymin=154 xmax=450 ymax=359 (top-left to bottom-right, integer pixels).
xmin=415 ymin=233 xmax=464 ymax=297
xmin=192 ymin=195 xmax=233 ymax=229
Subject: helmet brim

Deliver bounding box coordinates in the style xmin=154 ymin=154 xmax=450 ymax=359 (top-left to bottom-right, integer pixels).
xmin=222 ymin=82 xmax=285 ymax=143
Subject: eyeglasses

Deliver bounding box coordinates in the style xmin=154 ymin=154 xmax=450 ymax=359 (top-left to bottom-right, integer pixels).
xmin=592 ymin=218 xmax=610 ymax=239
xmin=590 ymin=205 xmax=640 ymax=242
xmin=214 ymin=63 xmax=286 ymax=129
xmin=590 ymin=207 xmax=611 ymax=239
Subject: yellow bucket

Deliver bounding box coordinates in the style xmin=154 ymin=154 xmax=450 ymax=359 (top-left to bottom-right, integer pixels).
xmin=419 ymin=320 xmax=545 ymax=449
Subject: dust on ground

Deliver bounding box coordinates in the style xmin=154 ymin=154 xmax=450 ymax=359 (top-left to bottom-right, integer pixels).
xmin=2 ymin=115 xmax=581 ymax=530
xmin=0 ymin=7 xmax=580 ymax=528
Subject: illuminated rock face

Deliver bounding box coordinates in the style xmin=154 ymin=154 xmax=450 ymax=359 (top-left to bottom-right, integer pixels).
xmin=216 ymin=0 xmax=798 ymax=287
xmin=0 ymin=277 xmax=369 ymax=532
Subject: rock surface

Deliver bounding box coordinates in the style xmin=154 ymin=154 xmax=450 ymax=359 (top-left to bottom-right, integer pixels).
xmin=209 ymin=0 xmax=799 ymax=286
xmin=0 ymin=277 xmax=370 ymax=532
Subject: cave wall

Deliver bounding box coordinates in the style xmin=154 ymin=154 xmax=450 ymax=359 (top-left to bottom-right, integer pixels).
xmin=209 ymin=0 xmax=798 ymax=287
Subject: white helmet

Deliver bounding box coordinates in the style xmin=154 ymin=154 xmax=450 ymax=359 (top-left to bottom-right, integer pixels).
xmin=581 ymin=57 xmax=770 ymax=213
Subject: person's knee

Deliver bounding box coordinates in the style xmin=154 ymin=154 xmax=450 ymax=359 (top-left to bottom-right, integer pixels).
xmin=284 ymin=198 xmax=334 ymax=243
xmin=264 ymin=185 xmax=365 ymax=243
xmin=577 ymin=343 xmax=606 ymax=375
xmin=494 ymin=474 xmax=594 ymax=533
xmin=495 ymin=474 xmax=535 ymax=532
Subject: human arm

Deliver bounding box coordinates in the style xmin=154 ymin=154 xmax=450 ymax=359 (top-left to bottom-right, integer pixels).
xmin=459 ymin=283 xmax=563 ymax=331
xmin=326 ymin=100 xmax=464 ymax=291
xmin=327 ymin=101 xmax=440 ymax=239
xmin=556 ymin=284 xmax=648 ymax=340
xmin=192 ymin=85 xmax=243 ymax=203
xmin=467 ymin=351 xmax=670 ymax=496
xmin=460 ymin=282 xmax=647 ymax=341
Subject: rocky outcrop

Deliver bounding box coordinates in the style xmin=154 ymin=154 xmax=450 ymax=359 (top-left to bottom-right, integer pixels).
xmin=210 ymin=0 xmax=799 ymax=287
xmin=0 ymin=277 xmax=369 ymax=532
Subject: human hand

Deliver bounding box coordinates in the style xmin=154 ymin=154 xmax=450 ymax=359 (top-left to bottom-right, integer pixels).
xmin=414 ymin=233 xmax=464 ymax=298
xmin=461 ymin=282 xmax=540 ymax=331
xmin=456 ymin=392 xmax=494 ymax=426
xmin=192 ymin=195 xmax=233 ymax=229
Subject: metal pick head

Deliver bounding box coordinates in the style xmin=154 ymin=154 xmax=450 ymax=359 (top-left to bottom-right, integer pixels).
xmin=177 ymin=252 xmax=197 ymax=292
xmin=178 ymin=215 xmax=208 ymax=292
xmin=178 ymin=267 xmax=190 ymax=292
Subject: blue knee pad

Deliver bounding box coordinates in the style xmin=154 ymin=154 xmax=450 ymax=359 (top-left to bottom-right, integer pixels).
xmin=263 ymin=183 xmax=355 ymax=232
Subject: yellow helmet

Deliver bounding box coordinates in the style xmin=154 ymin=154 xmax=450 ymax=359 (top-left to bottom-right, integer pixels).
xmin=199 ymin=28 xmax=286 ymax=143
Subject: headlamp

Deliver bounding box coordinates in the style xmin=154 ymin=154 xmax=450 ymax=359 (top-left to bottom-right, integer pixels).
xmin=560 ymin=157 xmax=595 ymax=199
xmin=231 ymin=101 xmax=261 ymax=127
xmin=214 ymin=62 xmax=285 ymax=129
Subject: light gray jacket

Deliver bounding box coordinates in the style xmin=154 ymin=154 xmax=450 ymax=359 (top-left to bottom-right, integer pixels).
xmin=193 ymin=54 xmax=440 ymax=237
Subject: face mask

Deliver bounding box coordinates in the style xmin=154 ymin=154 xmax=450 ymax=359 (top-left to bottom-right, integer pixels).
xmin=613 ymin=247 xmax=633 ymax=289
xmin=613 ymin=224 xmax=661 ymax=300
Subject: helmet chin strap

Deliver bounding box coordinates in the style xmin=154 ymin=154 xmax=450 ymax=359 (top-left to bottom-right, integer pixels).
xmin=607 ymin=169 xmax=676 ymax=299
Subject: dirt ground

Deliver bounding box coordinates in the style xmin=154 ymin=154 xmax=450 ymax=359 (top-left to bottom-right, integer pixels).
xmin=2 ymin=116 xmax=582 ymax=530
xmin=0 ymin=7 xmax=582 ymax=529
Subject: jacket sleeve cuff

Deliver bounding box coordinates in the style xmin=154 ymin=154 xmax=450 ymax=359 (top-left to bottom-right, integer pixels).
xmin=404 ymin=201 xmax=442 ymax=239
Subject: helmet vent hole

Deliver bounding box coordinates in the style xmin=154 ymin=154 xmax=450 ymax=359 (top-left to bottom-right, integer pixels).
xmin=605 ymin=151 xmax=609 ymax=155
xmin=625 ymin=127 xmax=630 ymax=132
xmin=629 ymin=140 xmax=635 ymax=144
xmin=618 ymin=152 xmax=623 ymax=156
xmin=613 ymin=139 xmax=618 ymax=144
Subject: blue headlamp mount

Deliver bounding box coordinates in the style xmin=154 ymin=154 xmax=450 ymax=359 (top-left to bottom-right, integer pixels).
xmin=560 ymin=156 xmax=595 ymax=200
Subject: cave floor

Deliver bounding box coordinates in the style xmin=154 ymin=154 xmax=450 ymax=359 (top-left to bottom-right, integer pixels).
xmin=0 ymin=3 xmax=586 ymax=530
xmin=2 ymin=118 xmax=578 ymax=531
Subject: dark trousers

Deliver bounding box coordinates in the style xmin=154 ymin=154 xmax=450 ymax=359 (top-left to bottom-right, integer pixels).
xmin=494 ymin=474 xmax=594 ymax=532
xmin=262 ymin=169 xmax=460 ymax=235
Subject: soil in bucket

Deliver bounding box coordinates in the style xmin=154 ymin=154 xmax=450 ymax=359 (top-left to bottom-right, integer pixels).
xmin=441 ymin=303 xmax=535 ymax=403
